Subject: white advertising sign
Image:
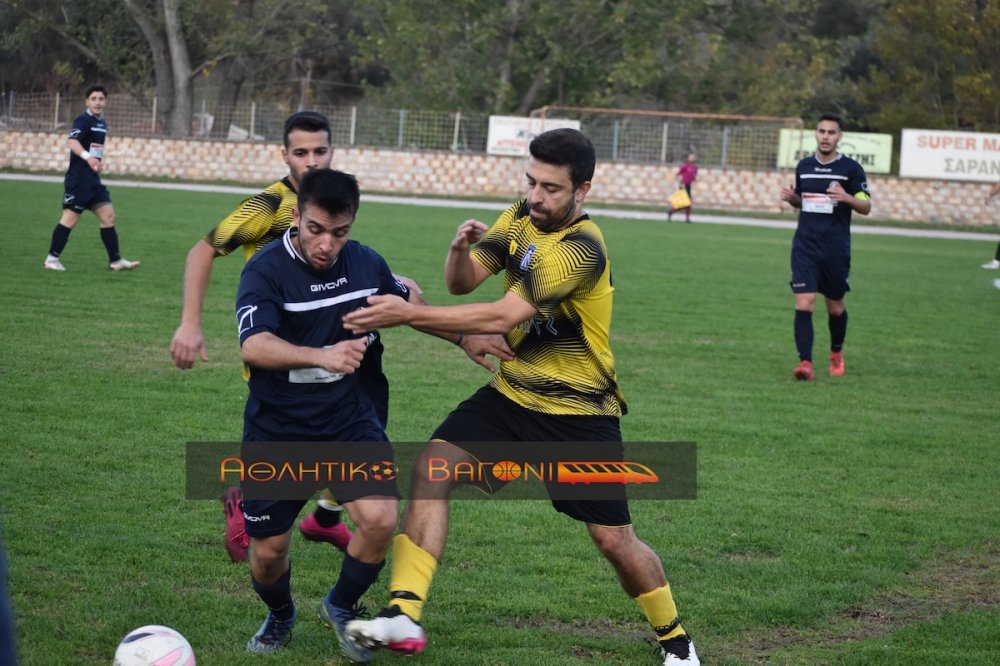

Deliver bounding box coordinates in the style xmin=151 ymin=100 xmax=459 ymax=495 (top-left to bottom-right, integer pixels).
xmin=487 ymin=116 xmax=581 ymax=156
xmin=900 ymin=129 xmax=1000 ymax=182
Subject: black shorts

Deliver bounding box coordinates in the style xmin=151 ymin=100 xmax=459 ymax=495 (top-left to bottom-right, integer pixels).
xmin=790 ymin=250 xmax=850 ymax=300
xmin=241 ymin=430 xmax=400 ymax=538
xmin=63 ymin=178 xmax=111 ymax=213
xmin=242 ymin=452 xmax=400 ymax=538
xmin=431 ymin=385 xmax=631 ymax=527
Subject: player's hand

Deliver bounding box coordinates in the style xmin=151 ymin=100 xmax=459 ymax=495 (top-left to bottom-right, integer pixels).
xmin=451 ymin=219 xmax=489 ymax=252
xmin=87 ymin=157 xmax=102 ymax=174
xmin=342 ymin=295 xmax=412 ymax=333
xmin=826 ymin=180 xmax=850 ymax=202
xmin=316 ymin=337 xmax=369 ymax=374
xmin=780 ymin=184 xmax=796 ymax=202
xmin=170 ymin=322 xmax=208 ymax=369
xmin=459 ymin=334 xmax=515 ymax=372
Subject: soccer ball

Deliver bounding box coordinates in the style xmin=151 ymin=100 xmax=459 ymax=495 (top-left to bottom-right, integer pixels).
xmin=369 ymin=460 xmax=398 ymax=482
xmin=114 ymin=625 xmax=195 ymax=666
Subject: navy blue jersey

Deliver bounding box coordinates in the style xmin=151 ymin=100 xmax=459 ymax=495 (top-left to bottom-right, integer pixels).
xmin=66 ymin=110 xmax=106 ymax=187
xmin=236 ymin=229 xmax=410 ymax=440
xmin=791 ymin=154 xmax=870 ymax=258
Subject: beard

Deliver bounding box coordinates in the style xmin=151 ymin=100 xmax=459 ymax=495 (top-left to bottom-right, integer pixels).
xmin=529 ymin=197 xmax=578 ymax=232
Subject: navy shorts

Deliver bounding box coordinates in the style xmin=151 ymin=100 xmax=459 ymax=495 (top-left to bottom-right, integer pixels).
xmin=63 ymin=178 xmax=111 ymax=213
xmin=241 ymin=422 xmax=399 ymax=538
xmin=790 ymin=250 xmax=850 ymax=300
xmin=430 ymin=385 xmax=631 ymax=527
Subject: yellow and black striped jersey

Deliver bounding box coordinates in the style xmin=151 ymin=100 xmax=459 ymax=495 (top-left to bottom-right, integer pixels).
xmin=205 ymin=177 xmax=297 ymax=261
xmin=473 ymin=200 xmax=626 ymax=417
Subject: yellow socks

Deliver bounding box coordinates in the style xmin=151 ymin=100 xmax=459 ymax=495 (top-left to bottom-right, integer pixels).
xmin=636 ymin=584 xmax=686 ymax=640
xmin=387 ymin=534 xmax=438 ymax=621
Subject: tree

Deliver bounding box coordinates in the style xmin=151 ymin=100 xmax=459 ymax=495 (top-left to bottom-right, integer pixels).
xmin=862 ymin=0 xmax=1000 ymax=133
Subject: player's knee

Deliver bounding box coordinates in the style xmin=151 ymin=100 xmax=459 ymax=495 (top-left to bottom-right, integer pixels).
xmin=251 ymin=541 xmax=288 ymax=573
xmin=589 ymin=525 xmax=632 ymax=559
xmin=352 ymin=500 xmax=399 ymax=537
xmin=795 ymin=294 xmax=817 ymax=312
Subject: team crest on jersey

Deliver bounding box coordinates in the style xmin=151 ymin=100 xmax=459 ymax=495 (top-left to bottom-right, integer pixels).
xmin=519 ymin=244 xmax=537 ymax=271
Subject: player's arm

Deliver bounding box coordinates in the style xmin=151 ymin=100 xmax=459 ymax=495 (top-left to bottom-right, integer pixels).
xmin=68 ymin=137 xmax=100 ymax=173
xmin=826 ymin=181 xmax=871 ymax=216
xmin=848 ymin=191 xmax=872 ymax=215
xmin=172 ymin=191 xmax=280 ymax=369
xmin=241 ymin=332 xmax=368 ymax=374
xmin=445 ymin=219 xmax=493 ymax=294
xmin=394 ymin=272 xmax=515 ymax=371
xmin=170 ymin=240 xmax=219 ymax=369
xmin=343 ymin=290 xmax=535 ymax=337
xmin=780 ymin=183 xmax=801 ymax=208
xmin=987 ymin=180 xmax=1000 ymax=203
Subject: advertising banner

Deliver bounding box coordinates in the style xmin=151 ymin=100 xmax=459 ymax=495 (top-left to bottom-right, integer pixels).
xmin=899 ymin=129 xmax=1000 ymax=182
xmin=778 ymin=129 xmax=893 ymax=174
xmin=487 ymin=116 xmax=582 ymax=156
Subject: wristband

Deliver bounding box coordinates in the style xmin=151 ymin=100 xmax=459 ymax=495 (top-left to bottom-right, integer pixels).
xmin=80 ymin=150 xmax=92 ymax=160
xmin=454 ymin=334 xmax=465 ymax=346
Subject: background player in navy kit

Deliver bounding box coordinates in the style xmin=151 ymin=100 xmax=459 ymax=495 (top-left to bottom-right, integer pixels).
xmin=780 ymin=113 xmax=871 ymax=381
xmin=236 ymin=168 xmax=499 ymax=661
xmin=43 ymin=85 xmax=139 ymax=272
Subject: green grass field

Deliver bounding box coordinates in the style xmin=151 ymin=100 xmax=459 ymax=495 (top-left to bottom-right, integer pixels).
xmin=1 ymin=177 xmax=998 ymax=665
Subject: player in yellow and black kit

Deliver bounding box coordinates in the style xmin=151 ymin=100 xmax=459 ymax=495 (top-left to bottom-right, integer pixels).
xmin=471 ymin=197 xmax=626 ymax=416
xmin=341 ymin=128 xmax=700 ymax=666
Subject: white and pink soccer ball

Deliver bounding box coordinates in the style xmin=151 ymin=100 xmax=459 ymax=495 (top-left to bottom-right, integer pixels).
xmin=113 ymin=625 xmax=195 ymax=666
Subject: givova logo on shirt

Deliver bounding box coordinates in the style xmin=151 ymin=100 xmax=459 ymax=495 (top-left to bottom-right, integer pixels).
xmin=310 ymin=277 xmax=348 ymax=292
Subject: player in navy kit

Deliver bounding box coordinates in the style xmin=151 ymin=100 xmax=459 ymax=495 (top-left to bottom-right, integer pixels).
xmin=236 ymin=168 xmax=487 ymax=662
xmin=780 ymin=113 xmax=871 ymax=380
xmin=43 ymin=85 xmax=139 ymax=272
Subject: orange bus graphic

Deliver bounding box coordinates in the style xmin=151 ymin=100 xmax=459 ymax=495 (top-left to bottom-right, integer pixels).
xmin=556 ymin=461 xmax=659 ymax=484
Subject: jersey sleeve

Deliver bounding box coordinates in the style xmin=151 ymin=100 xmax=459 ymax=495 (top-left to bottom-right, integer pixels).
xmin=68 ymin=115 xmax=87 ymax=141
xmin=471 ymin=201 xmax=521 ymax=274
xmin=849 ymin=162 xmax=871 ymax=201
xmin=206 ymin=190 xmax=284 ymax=257
xmin=375 ymin=253 xmax=411 ymax=300
xmin=236 ymin=262 xmax=283 ymax=345
xmin=510 ymin=230 xmax=606 ymax=318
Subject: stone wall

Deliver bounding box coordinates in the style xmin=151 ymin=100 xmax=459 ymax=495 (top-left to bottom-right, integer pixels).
xmin=3 ymin=130 xmax=999 ymax=226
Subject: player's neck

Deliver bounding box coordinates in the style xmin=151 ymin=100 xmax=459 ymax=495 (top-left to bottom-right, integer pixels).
xmin=815 ymin=151 xmax=839 ymax=165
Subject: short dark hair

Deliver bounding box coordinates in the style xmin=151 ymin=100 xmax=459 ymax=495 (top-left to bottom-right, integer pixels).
xmin=298 ymin=168 xmax=360 ymax=219
xmin=529 ymin=128 xmax=596 ymax=189
xmin=818 ymin=113 xmax=843 ymax=130
xmin=84 ymin=84 xmax=107 ymax=98
xmin=283 ymin=111 xmax=332 ymax=148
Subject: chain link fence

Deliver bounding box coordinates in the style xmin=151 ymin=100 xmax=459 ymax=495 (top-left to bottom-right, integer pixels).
xmin=2 ymin=91 xmax=798 ymax=169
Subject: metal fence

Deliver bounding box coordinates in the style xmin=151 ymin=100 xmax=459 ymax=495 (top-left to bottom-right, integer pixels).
xmin=2 ymin=91 xmax=799 ymax=169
